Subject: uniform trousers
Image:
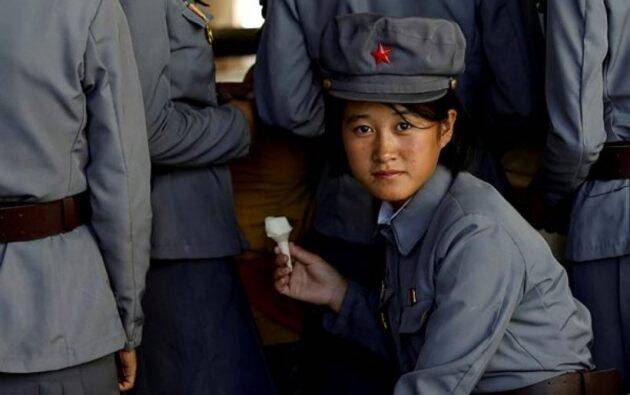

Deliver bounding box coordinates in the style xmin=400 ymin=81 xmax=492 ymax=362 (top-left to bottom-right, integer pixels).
xmin=0 ymin=354 xmax=117 ymax=395
xmin=569 ymin=254 xmax=630 ymax=393
xmin=131 ymin=258 xmax=275 ymax=395
xmin=301 ymin=230 xmax=396 ymax=395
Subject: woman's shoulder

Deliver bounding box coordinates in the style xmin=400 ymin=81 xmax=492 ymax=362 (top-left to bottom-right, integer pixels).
xmin=441 ymin=171 xmax=520 ymax=224
xmin=431 ymin=171 xmax=542 ymax=259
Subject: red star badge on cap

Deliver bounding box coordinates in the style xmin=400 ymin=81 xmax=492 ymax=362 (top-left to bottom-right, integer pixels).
xmin=371 ymin=43 xmax=393 ymax=65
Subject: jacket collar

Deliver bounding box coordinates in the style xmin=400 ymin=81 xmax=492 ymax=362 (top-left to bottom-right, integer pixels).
xmin=378 ymin=165 xmax=453 ymax=256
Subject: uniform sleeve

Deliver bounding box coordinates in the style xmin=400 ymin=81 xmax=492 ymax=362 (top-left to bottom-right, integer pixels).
xmin=537 ymin=0 xmax=608 ymax=205
xmin=394 ymin=215 xmax=525 ymax=395
xmin=322 ymin=281 xmax=393 ymax=361
xmin=119 ymin=0 xmax=250 ymax=168
xmin=83 ymin=0 xmax=152 ymax=349
xmin=254 ymin=0 xmax=326 ymax=137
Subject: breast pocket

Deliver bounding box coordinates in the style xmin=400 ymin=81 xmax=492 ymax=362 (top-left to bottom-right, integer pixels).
xmin=582 ymin=179 xmax=630 ymax=198
xmin=567 ymin=178 xmax=630 ymax=260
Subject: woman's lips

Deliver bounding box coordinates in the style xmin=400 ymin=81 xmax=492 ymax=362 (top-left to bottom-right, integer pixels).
xmin=372 ymin=170 xmax=404 ymax=179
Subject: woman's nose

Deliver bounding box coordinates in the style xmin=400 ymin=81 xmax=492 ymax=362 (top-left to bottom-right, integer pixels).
xmin=372 ymin=131 xmax=398 ymax=163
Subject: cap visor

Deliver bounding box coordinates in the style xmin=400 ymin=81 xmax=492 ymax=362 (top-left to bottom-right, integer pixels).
xmin=328 ymin=88 xmax=448 ymax=104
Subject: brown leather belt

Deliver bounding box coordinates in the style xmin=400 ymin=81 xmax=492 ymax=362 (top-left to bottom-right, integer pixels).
xmin=589 ymin=142 xmax=630 ymax=180
xmin=490 ymin=370 xmax=621 ymax=395
xmin=0 ymin=193 xmax=90 ymax=243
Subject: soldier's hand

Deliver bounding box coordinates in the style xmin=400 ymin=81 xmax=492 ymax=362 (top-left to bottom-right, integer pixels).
xmin=116 ymin=348 xmax=138 ymax=392
xmin=273 ymin=243 xmax=348 ymax=312
xmin=230 ymin=99 xmax=256 ymax=139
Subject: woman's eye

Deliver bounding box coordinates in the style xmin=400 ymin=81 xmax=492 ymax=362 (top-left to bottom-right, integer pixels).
xmin=354 ymin=125 xmax=373 ymax=135
xmin=395 ymin=122 xmax=413 ymax=132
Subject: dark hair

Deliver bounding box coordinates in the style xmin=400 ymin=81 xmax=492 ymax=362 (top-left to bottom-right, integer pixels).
xmin=325 ymin=90 xmax=473 ymax=176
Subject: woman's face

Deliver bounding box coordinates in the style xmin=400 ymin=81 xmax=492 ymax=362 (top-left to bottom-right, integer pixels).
xmin=342 ymin=101 xmax=456 ymax=208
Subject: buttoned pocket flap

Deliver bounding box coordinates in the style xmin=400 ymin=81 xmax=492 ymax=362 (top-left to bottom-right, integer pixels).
xmin=398 ymin=300 xmax=432 ymax=334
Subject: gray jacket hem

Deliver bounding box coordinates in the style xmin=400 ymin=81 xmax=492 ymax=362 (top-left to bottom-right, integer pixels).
xmin=0 ymin=333 xmax=126 ymax=373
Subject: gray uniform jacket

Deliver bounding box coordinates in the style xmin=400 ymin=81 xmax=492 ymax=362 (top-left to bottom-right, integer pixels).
xmin=539 ymin=0 xmax=630 ymax=262
xmin=324 ymin=166 xmax=594 ymax=394
xmin=255 ymin=0 xmax=540 ymax=243
xmin=120 ymin=0 xmax=250 ymax=259
xmin=0 ymin=0 xmax=151 ymax=373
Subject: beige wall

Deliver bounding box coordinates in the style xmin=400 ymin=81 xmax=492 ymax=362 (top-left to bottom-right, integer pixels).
xmin=209 ymin=1 xmax=234 ymax=27
xmin=209 ymin=0 xmax=263 ymax=28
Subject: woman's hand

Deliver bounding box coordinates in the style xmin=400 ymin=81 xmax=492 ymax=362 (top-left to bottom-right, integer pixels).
xmin=274 ymin=243 xmax=348 ymax=313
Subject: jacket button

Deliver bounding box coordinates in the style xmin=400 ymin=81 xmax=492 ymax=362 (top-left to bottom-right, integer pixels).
xmin=322 ymin=79 xmax=332 ymax=90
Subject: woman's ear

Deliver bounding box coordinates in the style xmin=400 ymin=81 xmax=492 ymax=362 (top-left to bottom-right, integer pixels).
xmin=439 ymin=109 xmax=457 ymax=148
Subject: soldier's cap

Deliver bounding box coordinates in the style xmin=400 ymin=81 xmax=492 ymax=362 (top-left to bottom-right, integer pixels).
xmin=319 ymin=13 xmax=466 ymax=104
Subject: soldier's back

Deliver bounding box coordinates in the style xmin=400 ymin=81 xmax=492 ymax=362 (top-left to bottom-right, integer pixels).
xmin=0 ymin=0 xmax=151 ymax=377
xmin=1 ymin=0 xmax=107 ymax=203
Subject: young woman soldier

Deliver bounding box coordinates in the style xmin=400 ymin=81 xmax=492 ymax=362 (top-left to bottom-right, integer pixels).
xmin=273 ymin=14 xmax=610 ymax=394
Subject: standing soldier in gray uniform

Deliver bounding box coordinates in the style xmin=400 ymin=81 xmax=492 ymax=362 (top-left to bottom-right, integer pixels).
xmin=0 ymin=0 xmax=151 ymax=393
xmin=536 ymin=0 xmax=630 ymax=391
xmin=119 ymin=0 xmax=275 ymax=394
xmin=255 ymin=1 xmax=541 ymax=392
xmin=274 ymin=14 xmax=605 ymax=394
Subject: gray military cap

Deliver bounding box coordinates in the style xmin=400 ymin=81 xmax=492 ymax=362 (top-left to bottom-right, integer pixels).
xmin=319 ymin=13 xmax=466 ymax=103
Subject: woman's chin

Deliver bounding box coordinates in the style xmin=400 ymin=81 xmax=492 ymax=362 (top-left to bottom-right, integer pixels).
xmin=355 ymin=175 xmax=418 ymax=204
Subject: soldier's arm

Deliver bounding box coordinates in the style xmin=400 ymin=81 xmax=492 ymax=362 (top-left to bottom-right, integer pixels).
xmin=537 ymin=0 xmax=608 ymax=205
xmin=119 ymin=0 xmax=250 ymax=168
xmin=83 ymin=0 xmax=152 ymax=349
xmin=254 ymin=0 xmax=326 ymax=137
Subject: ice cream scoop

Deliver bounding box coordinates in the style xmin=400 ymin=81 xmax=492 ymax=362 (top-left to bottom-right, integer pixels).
xmin=265 ymin=216 xmax=293 ymax=270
